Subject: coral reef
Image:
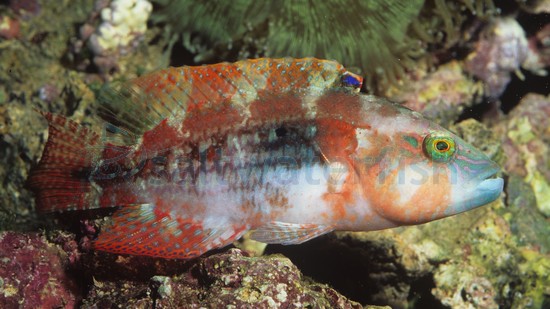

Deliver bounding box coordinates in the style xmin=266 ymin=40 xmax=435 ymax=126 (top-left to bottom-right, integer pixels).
xmin=433 ymin=264 xmax=499 ymax=309
xmin=72 ymin=0 xmax=164 ymax=76
xmin=0 ymin=0 xmax=97 ymax=232
xmin=387 ymin=15 xmax=547 ymax=124
xmin=524 ymin=22 xmax=550 ymax=75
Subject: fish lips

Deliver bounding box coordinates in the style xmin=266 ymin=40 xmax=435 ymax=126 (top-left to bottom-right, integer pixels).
xmin=449 ymin=163 xmax=504 ymax=215
xmin=474 ymin=175 xmax=504 ymax=205
xmin=472 ymin=161 xmax=504 ymax=202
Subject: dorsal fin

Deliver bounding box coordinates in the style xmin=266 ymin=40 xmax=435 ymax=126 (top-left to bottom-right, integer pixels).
xmin=97 ymin=58 xmax=363 ymax=139
xmin=97 ymin=82 xmax=172 ymax=142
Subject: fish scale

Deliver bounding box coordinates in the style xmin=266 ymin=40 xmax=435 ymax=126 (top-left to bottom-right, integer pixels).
xmin=28 ymin=58 xmax=503 ymax=259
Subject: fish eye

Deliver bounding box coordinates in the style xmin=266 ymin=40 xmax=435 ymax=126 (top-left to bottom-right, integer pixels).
xmin=423 ymin=133 xmax=456 ymax=162
xmin=435 ymin=140 xmax=450 ymax=152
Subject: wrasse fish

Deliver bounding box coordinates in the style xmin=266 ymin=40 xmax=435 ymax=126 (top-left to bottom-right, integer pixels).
xmin=28 ymin=58 xmax=503 ymax=259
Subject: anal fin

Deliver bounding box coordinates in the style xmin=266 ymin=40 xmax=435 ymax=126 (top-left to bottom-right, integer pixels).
xmin=249 ymin=221 xmax=334 ymax=245
xmin=93 ymin=204 xmax=247 ymax=259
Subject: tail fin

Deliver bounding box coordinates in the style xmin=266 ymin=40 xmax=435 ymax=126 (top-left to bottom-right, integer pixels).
xmin=28 ymin=112 xmax=102 ymax=212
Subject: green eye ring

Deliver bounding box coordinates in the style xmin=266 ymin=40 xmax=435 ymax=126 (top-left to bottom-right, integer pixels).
xmin=423 ymin=133 xmax=456 ymax=162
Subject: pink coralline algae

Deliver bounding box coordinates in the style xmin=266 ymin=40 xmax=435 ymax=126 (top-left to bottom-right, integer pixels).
xmin=0 ymin=231 xmax=80 ymax=308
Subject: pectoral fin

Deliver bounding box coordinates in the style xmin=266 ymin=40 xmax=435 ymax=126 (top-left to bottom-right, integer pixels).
xmin=249 ymin=221 xmax=334 ymax=245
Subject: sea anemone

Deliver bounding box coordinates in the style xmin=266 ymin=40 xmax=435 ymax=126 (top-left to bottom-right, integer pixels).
xmin=152 ymin=0 xmax=497 ymax=92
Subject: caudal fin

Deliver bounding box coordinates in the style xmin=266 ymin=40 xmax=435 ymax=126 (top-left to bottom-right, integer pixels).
xmin=28 ymin=112 xmax=102 ymax=212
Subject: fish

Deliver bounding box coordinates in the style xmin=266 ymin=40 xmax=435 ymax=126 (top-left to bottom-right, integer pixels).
xmin=28 ymin=57 xmax=504 ymax=259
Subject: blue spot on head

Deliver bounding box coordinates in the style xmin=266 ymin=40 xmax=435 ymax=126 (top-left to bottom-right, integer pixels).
xmin=342 ymin=73 xmax=362 ymax=88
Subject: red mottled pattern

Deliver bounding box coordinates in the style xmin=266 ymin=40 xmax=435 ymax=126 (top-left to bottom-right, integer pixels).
xmin=134 ymin=57 xmax=360 ymax=113
xmin=121 ymin=58 xmax=362 ymax=155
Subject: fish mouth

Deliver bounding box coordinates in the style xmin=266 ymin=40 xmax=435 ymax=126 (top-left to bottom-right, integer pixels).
xmin=476 ymin=176 xmax=504 ymax=195
xmin=449 ymin=163 xmax=504 ymax=215
xmin=473 ymin=167 xmax=504 ymax=206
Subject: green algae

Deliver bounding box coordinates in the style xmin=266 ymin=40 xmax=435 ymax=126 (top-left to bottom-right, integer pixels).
xmin=402 ymin=191 xmax=549 ymax=308
xmin=518 ymin=248 xmax=550 ymax=308
xmin=530 ymin=171 xmax=550 ymax=216
xmin=508 ymin=116 xmax=537 ymax=144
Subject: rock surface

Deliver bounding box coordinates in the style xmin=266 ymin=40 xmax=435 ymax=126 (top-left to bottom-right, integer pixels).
xmin=82 ymin=248 xmax=365 ymax=308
